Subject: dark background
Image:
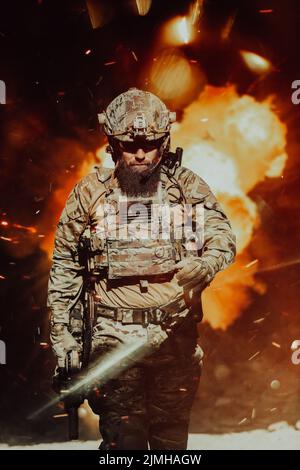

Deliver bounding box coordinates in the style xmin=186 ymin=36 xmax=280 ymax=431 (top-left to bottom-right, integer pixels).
xmin=0 ymin=0 xmax=300 ymax=445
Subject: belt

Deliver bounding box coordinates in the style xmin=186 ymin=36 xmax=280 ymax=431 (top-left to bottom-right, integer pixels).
xmin=94 ymin=296 xmax=187 ymax=326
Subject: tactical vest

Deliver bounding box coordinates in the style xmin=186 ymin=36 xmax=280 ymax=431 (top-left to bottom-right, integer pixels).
xmin=79 ymin=167 xmax=202 ymax=281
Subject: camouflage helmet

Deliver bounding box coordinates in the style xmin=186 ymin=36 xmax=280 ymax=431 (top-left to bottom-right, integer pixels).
xmin=98 ymin=87 xmax=176 ymax=142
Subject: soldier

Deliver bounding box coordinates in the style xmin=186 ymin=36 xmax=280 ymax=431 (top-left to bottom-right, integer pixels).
xmin=48 ymin=87 xmax=236 ymax=450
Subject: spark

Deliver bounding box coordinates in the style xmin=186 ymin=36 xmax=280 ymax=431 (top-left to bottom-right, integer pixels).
xmin=1 ymin=221 xmax=37 ymax=234
xmin=238 ymin=418 xmax=248 ymax=425
xmin=0 ymin=236 xmax=12 ymax=242
xmin=221 ymin=12 xmax=237 ymax=40
xmin=248 ymin=335 xmax=257 ymax=343
xmin=131 ymin=50 xmax=138 ymax=61
xmin=253 ymin=317 xmax=265 ymax=324
xmin=248 ymin=351 xmax=260 ymax=361
xmin=96 ymin=76 xmax=103 ymax=86
xmin=271 ymin=342 xmax=281 ymax=349
xmin=85 ymin=49 xmax=91 ymax=55
xmin=258 ymin=258 xmax=300 ymax=273
xmin=104 ymin=61 xmax=116 ymax=66
xmin=53 ymin=413 xmax=68 ymax=419
xmin=216 ymin=258 xmax=300 ymax=288
xmin=245 ymin=259 xmax=258 ymax=268
xmin=12 ymin=223 xmax=37 ymax=233
xmin=259 ymin=9 xmax=273 ymax=14
xmin=189 ymin=0 xmax=203 ymax=26
xmin=240 ymin=50 xmax=272 ymax=74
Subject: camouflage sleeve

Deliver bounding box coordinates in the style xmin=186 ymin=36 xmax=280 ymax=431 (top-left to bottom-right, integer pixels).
xmin=47 ymin=179 xmax=91 ymax=325
xmin=201 ymin=188 xmax=236 ymax=275
xmin=178 ymin=167 xmax=236 ymax=275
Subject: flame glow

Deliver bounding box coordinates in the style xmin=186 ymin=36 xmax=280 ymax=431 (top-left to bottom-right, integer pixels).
xmin=162 ymin=1 xmax=202 ymax=46
xmin=163 ymin=16 xmax=196 ymax=46
xmin=135 ymin=0 xmax=152 ymax=16
xmin=148 ymin=50 xmax=206 ymax=108
xmin=240 ymin=50 xmax=272 ymax=74
xmin=39 ymin=153 xmax=97 ymax=257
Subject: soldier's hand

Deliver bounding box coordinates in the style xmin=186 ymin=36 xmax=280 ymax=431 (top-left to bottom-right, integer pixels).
xmin=175 ymin=257 xmax=214 ymax=292
xmin=50 ymin=323 xmax=82 ymax=368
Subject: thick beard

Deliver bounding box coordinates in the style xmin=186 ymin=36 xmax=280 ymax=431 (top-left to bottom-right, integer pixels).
xmin=115 ymin=159 xmax=161 ymax=197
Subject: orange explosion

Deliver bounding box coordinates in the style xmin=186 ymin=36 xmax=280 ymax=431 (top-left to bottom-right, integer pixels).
xmin=171 ymin=85 xmax=287 ymax=328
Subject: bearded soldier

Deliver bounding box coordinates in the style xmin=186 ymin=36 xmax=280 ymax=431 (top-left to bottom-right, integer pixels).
xmin=48 ymin=88 xmax=236 ymax=450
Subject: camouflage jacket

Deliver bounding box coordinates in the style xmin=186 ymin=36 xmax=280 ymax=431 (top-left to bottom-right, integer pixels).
xmin=47 ymin=165 xmax=236 ymax=325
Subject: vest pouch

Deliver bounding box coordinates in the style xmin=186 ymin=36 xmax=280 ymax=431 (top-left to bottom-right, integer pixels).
xmin=106 ymin=238 xmax=177 ymax=279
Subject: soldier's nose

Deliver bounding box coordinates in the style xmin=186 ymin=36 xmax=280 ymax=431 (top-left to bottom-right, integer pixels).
xmin=135 ymin=149 xmax=146 ymax=161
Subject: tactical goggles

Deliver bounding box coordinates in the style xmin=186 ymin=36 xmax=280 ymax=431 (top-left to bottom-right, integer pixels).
xmin=117 ymin=136 xmax=166 ymax=154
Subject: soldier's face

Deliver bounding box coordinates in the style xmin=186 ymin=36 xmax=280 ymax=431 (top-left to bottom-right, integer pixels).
xmin=115 ymin=138 xmax=165 ymax=196
xmin=118 ymin=139 xmax=162 ymax=173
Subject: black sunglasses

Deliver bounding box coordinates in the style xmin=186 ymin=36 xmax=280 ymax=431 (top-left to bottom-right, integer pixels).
xmin=118 ymin=138 xmax=165 ymax=154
